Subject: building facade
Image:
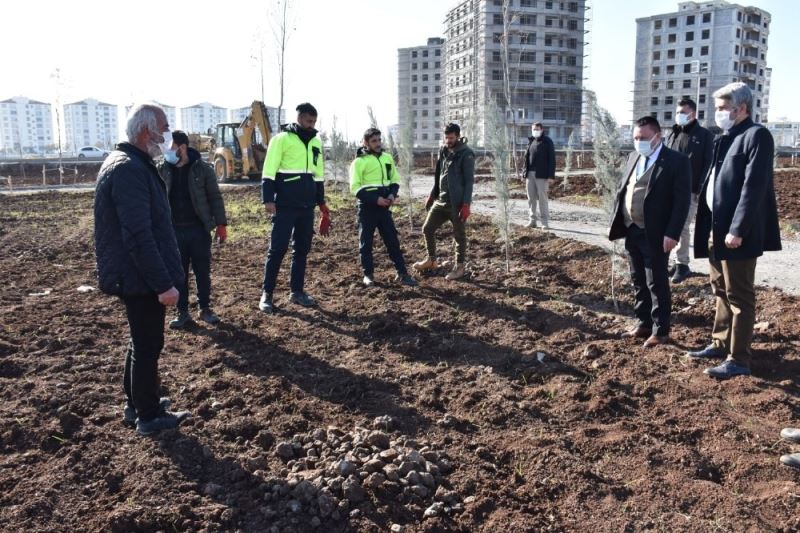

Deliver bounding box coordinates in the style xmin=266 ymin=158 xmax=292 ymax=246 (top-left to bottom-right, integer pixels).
xmin=0 ymin=96 xmax=54 ymax=155
xmin=64 ymin=98 xmax=118 ymax=152
xmin=443 ymin=0 xmax=586 ymax=147
xmin=765 ymin=120 xmax=800 ymax=148
xmin=180 ymin=102 xmax=228 ymax=134
xmin=633 ymin=1 xmax=771 ymax=128
xmin=398 ymin=37 xmax=445 ymax=148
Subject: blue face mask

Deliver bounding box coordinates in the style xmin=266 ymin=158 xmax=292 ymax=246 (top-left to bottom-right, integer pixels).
xmin=163 ymin=150 xmax=179 ymax=164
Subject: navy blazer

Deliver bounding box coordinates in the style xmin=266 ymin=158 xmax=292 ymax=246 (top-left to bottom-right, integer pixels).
xmin=693 ymin=117 xmax=781 ymax=260
xmin=609 ymin=145 xmax=691 ymax=251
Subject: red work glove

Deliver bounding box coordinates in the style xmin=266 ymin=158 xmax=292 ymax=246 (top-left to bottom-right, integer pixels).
xmin=425 ymin=195 xmax=434 ymax=211
xmin=215 ymin=224 xmax=227 ymax=243
xmin=459 ymin=204 xmax=471 ymax=222
xmin=318 ymin=203 xmax=331 ymax=236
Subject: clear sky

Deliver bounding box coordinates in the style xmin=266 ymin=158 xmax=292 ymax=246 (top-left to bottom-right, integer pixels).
xmin=1 ymin=0 xmax=794 ymax=141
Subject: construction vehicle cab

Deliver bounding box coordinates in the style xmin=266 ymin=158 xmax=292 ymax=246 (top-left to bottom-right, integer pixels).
xmin=211 ymin=101 xmax=272 ymax=181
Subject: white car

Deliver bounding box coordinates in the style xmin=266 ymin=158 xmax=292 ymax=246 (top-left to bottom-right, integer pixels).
xmin=77 ymin=146 xmax=108 ymax=159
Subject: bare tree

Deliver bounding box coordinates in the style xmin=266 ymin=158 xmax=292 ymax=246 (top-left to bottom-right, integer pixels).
xmin=367 ymin=106 xmax=379 ymax=130
xmin=271 ymin=0 xmax=293 ymax=126
xmin=326 ymin=115 xmax=351 ymax=195
xmin=398 ymin=98 xmax=416 ymax=231
xmin=561 ymin=129 xmax=579 ymax=191
xmin=486 ymin=96 xmax=513 ymax=273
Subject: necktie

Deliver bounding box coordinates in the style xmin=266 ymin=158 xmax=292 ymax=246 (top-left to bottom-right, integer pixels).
xmin=638 ymin=156 xmax=650 ymax=178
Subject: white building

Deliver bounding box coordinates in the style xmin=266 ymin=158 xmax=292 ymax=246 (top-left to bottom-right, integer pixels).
xmin=398 ymin=37 xmax=445 ymax=148
xmin=180 ymin=103 xmax=228 ymax=134
xmin=64 ymin=98 xmax=119 ymax=152
xmin=634 ymin=1 xmax=771 ymax=127
xmin=0 ymin=96 xmax=54 ymax=155
xmin=765 ymin=120 xmax=800 ymax=147
xmin=229 ymin=104 xmax=285 ymax=133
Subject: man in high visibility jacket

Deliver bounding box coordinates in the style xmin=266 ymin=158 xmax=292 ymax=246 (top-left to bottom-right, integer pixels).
xmin=349 ymin=128 xmax=417 ymax=288
xmin=259 ymin=102 xmax=331 ymax=312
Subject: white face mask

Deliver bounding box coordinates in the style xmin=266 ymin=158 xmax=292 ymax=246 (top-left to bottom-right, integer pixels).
xmin=146 ymin=129 xmax=172 ymax=159
xmin=531 ymin=129 xmax=542 ymax=138
xmin=635 ymin=139 xmax=655 ymax=158
xmin=676 ymin=113 xmax=690 ymax=127
xmin=715 ymin=110 xmax=735 ymax=131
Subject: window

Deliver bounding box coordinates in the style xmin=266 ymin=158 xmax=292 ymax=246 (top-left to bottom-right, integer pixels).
xmin=651 ymin=112 xmax=658 ymax=119
xmin=411 ymin=51 xmax=418 ymax=58
xmin=701 ymin=29 xmax=710 ymax=39
xmin=683 ymin=79 xmax=692 ymax=89
xmin=683 ymin=63 xmax=692 ymax=73
xmin=653 ymin=35 xmax=662 ymax=45
xmin=412 ymin=75 xmax=418 ymax=82
xmin=412 ymin=63 xmax=418 ymax=70
xmin=435 ymin=61 xmax=441 ymax=68
xmin=492 ymin=51 xmax=501 ymax=62
xmin=652 ymin=66 xmax=660 ymax=75
xmin=668 ymin=34 xmax=677 ymax=43
xmin=701 ymin=46 xmax=709 ymax=56
xmin=700 ymin=78 xmax=707 ymax=88
xmin=422 ymin=74 xmax=429 ymax=81
xmin=698 ymin=110 xmax=705 ymax=119
xmin=435 ymin=86 xmax=441 ymax=93
xmin=702 ymin=13 xmax=711 ymax=23
xmin=434 ymin=73 xmax=440 ymax=80
xmin=669 ymin=17 xmax=677 ymax=27
xmin=685 ymin=47 xmax=693 ymax=57
xmin=664 ymin=111 xmax=673 ymax=121
xmin=654 ymin=19 xmax=662 ymax=30
xmin=686 ymin=15 xmax=695 ymax=25
xmin=666 ymin=65 xmax=675 ymax=74
xmin=686 ymin=31 xmax=694 ymax=41
xmin=422 ymin=50 xmax=428 ymax=57
xmin=651 ymin=97 xmax=659 ymax=106
xmin=665 ymin=96 xmax=674 ymax=105
xmin=520 ymin=14 xmax=536 ymax=25
xmin=422 ymin=62 xmax=428 ymax=69
xmin=653 ymin=51 xmax=661 ymax=60
xmin=435 ymin=49 xmax=441 ymax=56
xmin=667 ymin=49 xmax=676 ymax=59
xmin=493 ymin=14 xmax=503 ymax=25
xmin=492 ymin=70 xmax=502 ymax=81
xmin=412 ymin=87 xmax=417 ymax=93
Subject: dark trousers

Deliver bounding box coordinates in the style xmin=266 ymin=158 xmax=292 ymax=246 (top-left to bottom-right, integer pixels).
xmin=262 ymin=206 xmax=315 ymax=294
xmin=358 ymin=204 xmax=408 ymax=277
xmin=708 ymin=245 xmax=758 ymax=365
xmin=122 ymin=293 xmax=166 ymax=422
xmin=175 ymin=224 xmax=212 ymax=312
xmin=624 ymin=224 xmax=671 ymax=336
xmin=422 ymin=202 xmax=467 ymax=264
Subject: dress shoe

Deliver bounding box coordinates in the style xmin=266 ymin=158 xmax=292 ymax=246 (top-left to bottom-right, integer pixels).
xmin=704 ymin=360 xmax=751 ymax=379
xmin=199 ymin=307 xmax=220 ymax=324
xmin=169 ymin=311 xmax=191 ymax=329
xmin=780 ymin=453 xmax=800 ymax=469
xmin=413 ymin=257 xmax=439 ymax=271
xmin=136 ymin=409 xmax=191 ymax=436
xmin=671 ymin=264 xmax=691 ymax=283
xmin=686 ymin=344 xmax=727 ymax=359
xmin=780 ymin=428 xmax=800 ymax=443
xmin=363 ymin=275 xmax=375 ymax=287
xmin=259 ymin=291 xmax=274 ymax=313
xmin=643 ymin=335 xmax=669 ymax=347
xmin=290 ymin=292 xmax=317 ymax=307
xmin=622 ymin=326 xmax=651 ymax=339
xmin=445 ymin=263 xmax=466 ymax=280
xmin=123 ymin=397 xmax=171 ymax=427
xmin=396 ymin=273 xmax=418 ymax=286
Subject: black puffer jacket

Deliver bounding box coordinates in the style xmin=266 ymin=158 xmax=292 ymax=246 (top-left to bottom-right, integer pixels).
xmin=94 ymin=142 xmax=184 ymax=296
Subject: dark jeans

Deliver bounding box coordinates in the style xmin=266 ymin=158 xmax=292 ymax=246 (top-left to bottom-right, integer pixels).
xmin=624 ymin=224 xmax=671 ymax=336
xmin=708 ymin=245 xmax=758 ymax=365
xmin=358 ymin=204 xmax=408 ymax=277
xmin=175 ymin=224 xmax=212 ymax=312
xmin=422 ymin=202 xmax=467 ymax=264
xmin=122 ymin=293 xmax=166 ymax=422
xmin=262 ymin=206 xmax=315 ymax=294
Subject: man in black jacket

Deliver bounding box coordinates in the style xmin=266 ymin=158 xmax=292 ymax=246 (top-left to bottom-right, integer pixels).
xmin=666 ymin=98 xmax=715 ymax=283
xmin=94 ymin=103 xmax=190 ymax=435
xmin=609 ymin=116 xmax=691 ymax=348
xmin=521 ymin=122 xmax=556 ymax=229
xmin=157 ymin=130 xmax=228 ymax=329
xmin=687 ymin=82 xmax=781 ymax=379
xmin=414 ymin=123 xmax=475 ymax=280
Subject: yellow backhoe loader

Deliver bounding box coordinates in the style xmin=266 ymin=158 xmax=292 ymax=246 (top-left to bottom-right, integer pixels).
xmin=210 ymin=101 xmax=272 ymax=181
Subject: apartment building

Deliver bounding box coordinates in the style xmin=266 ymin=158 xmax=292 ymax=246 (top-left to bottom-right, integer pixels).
xmin=64 ymin=98 xmax=118 ymax=151
xmin=0 ymin=96 xmax=54 ymax=154
xmin=398 ymin=37 xmax=445 ymax=148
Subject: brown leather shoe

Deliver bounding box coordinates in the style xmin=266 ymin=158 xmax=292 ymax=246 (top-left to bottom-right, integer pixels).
xmin=413 ymin=257 xmax=439 ymax=272
xmin=643 ymin=335 xmax=670 ymax=347
xmin=621 ymin=326 xmax=650 ymax=339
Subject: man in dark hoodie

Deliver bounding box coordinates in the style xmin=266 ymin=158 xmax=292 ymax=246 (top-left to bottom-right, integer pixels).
xmin=157 ymin=130 xmax=228 ymax=329
xmin=349 ymin=127 xmax=417 ymax=288
xmin=94 ymin=103 xmax=190 ymax=436
xmin=414 ymin=123 xmax=475 ymax=281
xmin=259 ymin=103 xmax=331 ymax=313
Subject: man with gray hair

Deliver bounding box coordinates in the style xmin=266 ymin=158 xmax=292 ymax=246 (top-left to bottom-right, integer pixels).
xmin=687 ymin=82 xmax=781 ymax=379
xmin=94 ymin=103 xmax=191 ymax=435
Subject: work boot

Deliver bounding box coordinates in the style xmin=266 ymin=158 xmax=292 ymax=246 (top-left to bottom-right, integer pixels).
xmin=363 ymin=275 xmax=375 ymax=287
xmin=672 ymin=264 xmax=691 ymax=283
xmin=525 ymin=220 xmax=537 ymax=228
xmin=780 ymin=453 xmax=800 ymax=469
xmin=169 ymin=310 xmax=191 ymax=329
xmin=396 ymin=273 xmax=418 ymax=287
xmin=290 ymin=292 xmax=317 ymax=307
xmin=413 ymin=257 xmax=439 ymax=272
xmin=780 ymin=428 xmax=800 ymax=443
xmin=199 ymin=307 xmax=220 ymax=325
xmin=123 ymin=397 xmax=171 ymax=428
xmin=445 ymin=263 xmax=466 ymax=280
xmin=259 ymin=291 xmax=275 ymax=313
xmin=136 ymin=409 xmax=191 ymax=436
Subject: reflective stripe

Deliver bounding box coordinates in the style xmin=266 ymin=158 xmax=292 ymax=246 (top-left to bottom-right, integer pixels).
xmin=284 ymin=176 xmax=302 ymax=182
xmin=314 ymin=176 xmax=324 ymax=182
xmin=357 ymin=185 xmax=379 ymax=193
xmin=278 ymin=168 xmax=310 ymax=174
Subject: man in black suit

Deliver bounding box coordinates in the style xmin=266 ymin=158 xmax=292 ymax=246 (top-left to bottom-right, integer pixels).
xmin=687 ymin=82 xmax=781 ymax=379
xmin=521 ymin=122 xmax=556 ymax=229
xmin=609 ymin=116 xmax=691 ymax=347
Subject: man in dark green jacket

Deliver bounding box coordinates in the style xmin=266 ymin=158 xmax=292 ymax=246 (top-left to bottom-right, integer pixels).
xmin=414 ymin=123 xmax=475 ymax=280
xmin=157 ymin=130 xmax=227 ymax=328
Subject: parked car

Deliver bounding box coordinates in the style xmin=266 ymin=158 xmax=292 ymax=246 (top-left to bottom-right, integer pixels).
xmin=77 ymin=146 xmax=108 ymax=159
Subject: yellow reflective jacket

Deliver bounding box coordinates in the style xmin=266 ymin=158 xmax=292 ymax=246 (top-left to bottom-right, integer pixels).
xmin=261 ymin=124 xmax=325 ymax=208
xmin=349 ymin=148 xmax=400 ymax=206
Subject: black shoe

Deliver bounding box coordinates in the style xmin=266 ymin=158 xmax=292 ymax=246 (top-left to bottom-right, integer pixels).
xmin=668 ymin=263 xmax=677 ymax=276
xmin=672 ymin=264 xmax=691 ymax=283
xmin=290 ymin=292 xmax=317 ymax=307
xmin=123 ymin=397 xmax=171 ymax=427
xmin=363 ymin=275 xmax=375 ymax=287
xmin=704 ymin=360 xmax=751 ymax=379
xmin=259 ymin=291 xmax=275 ymax=313
xmin=136 ymin=409 xmax=191 ymax=436
xmin=396 ymin=273 xmax=418 ymax=287
xmin=686 ymin=344 xmax=727 ymax=359
xmin=199 ymin=307 xmax=220 ymax=324
xmin=169 ymin=311 xmax=191 ymax=329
